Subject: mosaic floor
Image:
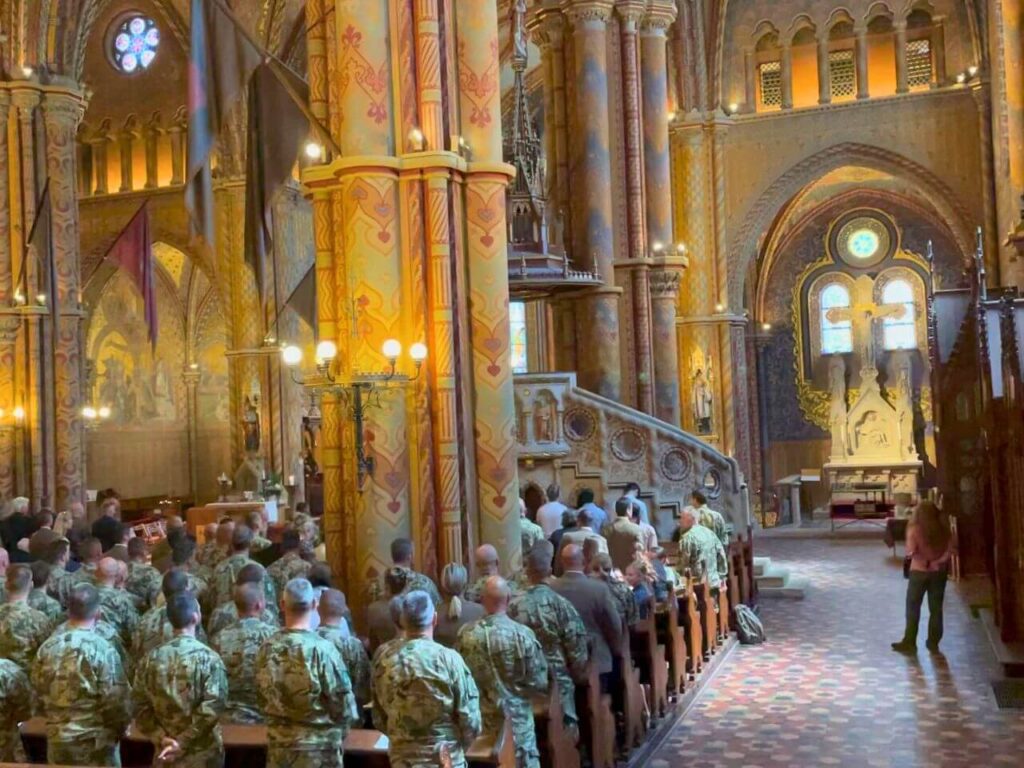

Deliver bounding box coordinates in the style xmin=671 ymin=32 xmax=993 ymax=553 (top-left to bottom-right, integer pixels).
xmin=647 ymin=538 xmax=1024 ymax=768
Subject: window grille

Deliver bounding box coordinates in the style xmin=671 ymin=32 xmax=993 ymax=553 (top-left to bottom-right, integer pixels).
xmin=758 ymin=61 xmax=782 ymax=108
xmin=906 ymin=39 xmax=932 ymax=89
xmin=829 ymin=49 xmax=856 ymax=99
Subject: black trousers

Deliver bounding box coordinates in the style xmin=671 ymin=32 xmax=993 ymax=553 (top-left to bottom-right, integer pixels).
xmin=902 ymin=569 xmax=948 ymax=646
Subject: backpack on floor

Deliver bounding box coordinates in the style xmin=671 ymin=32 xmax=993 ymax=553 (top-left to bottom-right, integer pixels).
xmin=734 ymin=604 xmax=766 ymax=645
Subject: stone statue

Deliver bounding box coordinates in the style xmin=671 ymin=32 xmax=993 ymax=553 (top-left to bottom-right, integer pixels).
xmin=856 ymin=411 xmax=889 ymax=450
xmin=534 ymin=397 xmax=554 ymax=442
xmin=243 ymin=395 xmax=261 ymax=454
xmin=692 ymin=368 xmax=713 ymax=435
xmin=828 ymin=355 xmax=848 ymax=459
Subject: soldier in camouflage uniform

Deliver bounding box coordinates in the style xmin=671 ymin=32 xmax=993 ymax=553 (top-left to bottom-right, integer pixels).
xmin=208 ymin=563 xmax=279 ymax=636
xmin=520 ymin=501 xmax=545 ymax=554
xmin=266 ymin=528 xmax=312 ymax=595
xmin=0 ymin=658 xmax=31 ymax=762
xmin=44 ymin=538 xmax=77 ymax=608
xmin=70 ymin=537 xmax=104 ymax=587
xmin=677 ymin=508 xmax=728 ymax=589
xmin=133 ymin=569 xmax=208 ymax=659
xmin=389 ymin=537 xmax=442 ymax=606
xmin=29 ymin=560 xmax=64 ymax=625
xmin=317 ymin=588 xmax=371 ymax=712
xmin=509 ymin=541 xmax=589 ymax=730
xmin=194 ymin=523 xmax=220 ymax=568
xmin=457 ymin=577 xmax=548 ymax=768
xmin=94 ymin=557 xmax=140 ymax=643
xmin=691 ymin=491 xmax=729 ymax=549
xmin=124 ymin=537 xmax=162 ymax=611
xmin=133 ymin=593 xmax=227 ymax=768
xmin=373 ymin=590 xmax=481 ymax=768
xmin=210 ymin=583 xmax=276 ymax=724
xmin=204 ymin=520 xmax=234 ymax=571
xmin=31 ymin=583 xmax=132 ymax=767
xmin=255 ymin=578 xmax=359 ymax=768
xmin=0 ymin=564 xmax=54 ymax=669
xmin=245 ymin=510 xmax=273 ymax=553
xmin=464 ymin=545 xmax=502 ymax=604
xmin=211 ymin=525 xmax=260 ymax=607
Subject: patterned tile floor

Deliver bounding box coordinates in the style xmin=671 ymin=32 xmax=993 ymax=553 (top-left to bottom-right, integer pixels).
xmin=646 ymin=538 xmax=1024 ymax=768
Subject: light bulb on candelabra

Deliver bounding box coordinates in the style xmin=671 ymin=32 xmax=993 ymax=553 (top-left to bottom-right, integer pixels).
xmin=761 ymin=322 xmax=772 ymax=332
xmin=651 ymin=241 xmax=665 ymax=254
xmin=676 ymin=243 xmax=688 ymax=255
xmin=315 ymin=340 xmax=338 ymax=363
xmin=12 ymin=406 xmax=24 ymax=420
xmin=715 ymin=303 xmax=726 ymax=313
xmin=21 ymin=66 xmax=33 ymax=78
xmin=12 ymin=290 xmax=25 ymax=305
xmin=409 ymin=342 xmax=428 ymax=363
xmin=304 ymin=141 xmax=323 ymax=160
xmin=967 ymin=65 xmax=979 ymax=77
xmin=956 ymin=72 xmax=967 ymax=84
xmin=409 ymin=127 xmax=425 ymax=150
xmin=36 ymin=293 xmax=46 ymax=305
xmin=382 ymin=338 xmax=402 ymax=361
xmin=728 ymin=103 xmax=739 ymax=114
xmin=98 ymin=406 xmax=111 ymax=419
xmin=82 ymin=406 xmax=97 ymax=420
xmin=282 ymin=345 xmax=303 ymax=367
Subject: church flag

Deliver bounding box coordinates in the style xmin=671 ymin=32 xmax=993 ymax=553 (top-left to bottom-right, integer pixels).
xmin=185 ymin=0 xmax=262 ymax=245
xmin=244 ymin=61 xmax=311 ymax=301
xmin=104 ymin=203 xmax=157 ymax=348
xmin=283 ymin=264 xmax=317 ymax=332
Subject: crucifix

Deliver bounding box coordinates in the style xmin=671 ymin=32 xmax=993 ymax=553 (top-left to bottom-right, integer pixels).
xmin=825 ymin=297 xmax=906 ymax=373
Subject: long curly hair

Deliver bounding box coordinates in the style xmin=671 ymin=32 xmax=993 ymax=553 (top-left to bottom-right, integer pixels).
xmin=913 ymin=500 xmax=951 ymax=552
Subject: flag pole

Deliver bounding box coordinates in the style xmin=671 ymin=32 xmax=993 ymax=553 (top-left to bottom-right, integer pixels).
xmin=211 ymin=0 xmax=341 ymax=156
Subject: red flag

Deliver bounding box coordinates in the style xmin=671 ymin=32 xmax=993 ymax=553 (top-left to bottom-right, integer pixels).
xmin=105 ymin=204 xmax=157 ymax=348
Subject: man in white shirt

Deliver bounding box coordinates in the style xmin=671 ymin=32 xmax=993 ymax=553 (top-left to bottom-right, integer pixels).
xmin=624 ymin=483 xmax=650 ymax=526
xmin=536 ymin=484 xmax=569 ymax=538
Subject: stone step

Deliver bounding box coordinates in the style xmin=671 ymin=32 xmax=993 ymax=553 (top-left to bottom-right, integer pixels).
xmin=755 ymin=564 xmax=789 ymax=589
xmin=759 ymin=575 xmax=809 ymax=600
xmin=752 ymin=556 xmax=772 ymax=577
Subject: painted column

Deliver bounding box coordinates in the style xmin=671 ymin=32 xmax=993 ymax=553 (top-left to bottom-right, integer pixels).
xmin=780 ymin=43 xmax=793 ymax=109
xmin=619 ymin=1 xmax=654 ymax=415
xmin=895 ymin=20 xmax=909 ymax=94
xmin=456 ymin=0 xmax=521 ymax=572
xmin=642 ymin=2 xmax=681 ymax=425
xmin=0 ymin=91 xmax=16 ymax=500
xmin=182 ymin=367 xmax=201 ymax=500
xmin=972 ymin=83 xmax=1002 ymax=280
xmin=817 ymin=35 xmax=831 ymax=104
xmin=565 ymin=0 xmax=621 ymax=401
xmin=41 ymin=90 xmax=87 ymax=507
xmin=855 ymin=27 xmax=869 ymax=99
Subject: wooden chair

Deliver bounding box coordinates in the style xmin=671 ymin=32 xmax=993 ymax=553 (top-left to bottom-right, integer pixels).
xmin=533 ymin=677 xmax=581 ymax=768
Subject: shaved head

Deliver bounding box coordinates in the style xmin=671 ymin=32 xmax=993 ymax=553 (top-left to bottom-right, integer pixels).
xmin=474 ymin=544 xmax=499 ymax=575
xmin=560 ymin=543 xmax=584 ymax=572
xmin=216 ymin=521 xmax=235 ymax=546
xmin=204 ymin=522 xmax=219 ymax=540
xmin=233 ymin=582 xmax=265 ymax=617
xmin=318 ymin=588 xmax=348 ymax=623
xmin=481 ymin=576 xmax=511 ymax=615
xmin=96 ymin=557 xmax=120 ymax=586
xmin=525 ymin=541 xmax=553 ymax=581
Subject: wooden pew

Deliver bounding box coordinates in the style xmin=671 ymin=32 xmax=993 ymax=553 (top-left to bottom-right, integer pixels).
xmin=656 ymin=591 xmax=687 ymax=696
xmin=345 ymin=720 xmax=515 ymax=768
xmin=628 ymin=610 xmax=666 ymax=723
xmin=679 ymin=573 xmax=703 ymax=680
xmin=575 ymin=662 xmax=615 ymax=768
xmin=533 ymin=679 xmax=580 ymax=768
xmin=620 ymin=637 xmax=649 ymax=751
xmin=717 ymin=586 xmax=731 ymax=642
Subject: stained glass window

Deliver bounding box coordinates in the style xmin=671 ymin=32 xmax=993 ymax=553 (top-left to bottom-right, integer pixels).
xmin=882 ymin=279 xmax=917 ymax=350
xmin=820 ymin=283 xmax=853 ymax=354
xmin=112 ymin=16 xmax=160 ymax=74
xmin=510 ymin=301 xmax=528 ymax=373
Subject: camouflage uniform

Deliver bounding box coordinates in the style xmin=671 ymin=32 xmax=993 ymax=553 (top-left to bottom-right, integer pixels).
xmin=463 ymin=576 xmax=489 ymax=604
xmin=208 ymin=601 xmax=279 ymax=637
xmin=29 ymin=587 xmax=64 ymax=626
xmin=132 ymin=605 xmax=209 ymax=659
xmin=251 ymin=534 xmax=273 ymax=552
xmin=456 ymin=614 xmax=548 ymax=768
xmin=210 ymin=617 xmax=277 ymax=723
xmin=397 ymin=567 xmax=442 ymax=607
xmin=255 ymin=628 xmax=359 ymax=768
xmin=0 ymin=601 xmax=53 ymax=669
xmin=520 ymin=517 xmax=545 ymax=554
xmin=211 ymin=554 xmax=254 ymax=607
xmin=194 ymin=541 xmax=220 ymax=569
xmin=509 ymin=583 xmax=589 ymax=726
xmin=266 ymin=551 xmax=311 ymax=595
xmin=31 ymin=626 xmax=131 ymax=767
xmin=696 ymin=504 xmax=730 ymax=549
xmin=372 ymin=637 xmax=481 ymax=768
xmin=53 ymin=619 xmax=130 ymax=677
xmin=125 ymin=561 xmax=162 ymax=610
xmin=133 ymin=635 xmax=228 ymax=768
xmin=96 ymin=585 xmax=140 ymax=643
xmin=606 ymin=577 xmax=640 ymax=627
xmin=46 ymin=567 xmax=77 ymax=609
xmin=0 ymin=658 xmax=31 ymax=762
xmin=678 ymin=523 xmax=728 ymax=589
xmin=317 ymin=624 xmax=372 ymax=710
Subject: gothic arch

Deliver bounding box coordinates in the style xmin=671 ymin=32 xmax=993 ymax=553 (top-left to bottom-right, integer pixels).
xmin=728 ymin=142 xmax=975 ymax=308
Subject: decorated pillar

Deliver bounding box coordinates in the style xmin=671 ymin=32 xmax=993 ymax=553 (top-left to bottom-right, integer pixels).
xmin=456 ymin=0 xmax=521 ymax=572
xmin=855 ymin=26 xmax=869 ymax=99
xmin=816 ymin=35 xmax=831 ymax=104
xmin=0 ymin=91 xmax=16 ymax=500
xmin=780 ymin=43 xmax=793 ymax=109
xmin=894 ymin=20 xmax=909 ymax=94
xmin=743 ymin=49 xmax=756 ymax=112
xmin=565 ymin=0 xmax=621 ymax=401
xmin=650 ymin=270 xmax=682 ymax=425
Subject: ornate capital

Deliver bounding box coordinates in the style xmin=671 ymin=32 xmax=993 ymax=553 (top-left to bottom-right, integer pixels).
xmin=650 ymin=269 xmax=682 ymax=299
xmin=529 ymin=9 xmax=565 ymax=47
xmin=562 ymin=1 xmax=614 ymax=26
xmin=42 ymin=92 xmax=87 ymax=131
xmin=617 ymin=1 xmax=647 ymax=27
xmin=0 ymin=91 xmax=9 ymax=117
xmin=641 ymin=1 xmax=677 ymax=32
xmin=10 ymin=89 xmax=40 ymax=117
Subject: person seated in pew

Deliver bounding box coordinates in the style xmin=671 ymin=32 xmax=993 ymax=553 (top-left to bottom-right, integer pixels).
xmin=0 ymin=658 xmax=31 ymax=762
xmin=435 ymin=563 xmax=485 ymax=648
xmin=367 ymin=567 xmax=409 ymax=654
xmin=134 ymin=592 xmax=228 ymax=767
xmin=650 ymin=547 xmax=680 ymax=590
xmin=211 ymin=582 xmax=277 ymax=723
xmin=29 ymin=559 xmax=64 ymax=625
xmin=457 ymin=577 xmax=548 ymax=768
xmin=372 ymin=590 xmax=482 ymax=768
xmin=32 ymin=583 xmax=132 ymax=767
xmin=0 ymin=564 xmax=53 ymax=670
xmin=94 ymin=556 xmax=140 ymax=644
xmin=133 ymin=568 xmax=208 ymax=658
xmin=389 ymin=536 xmax=442 ymax=606
xmin=587 ymin=553 xmax=639 ymax=628
xmin=676 ymin=508 xmax=728 ymax=593
xmin=256 ymin=578 xmax=359 ymax=768
xmin=317 ymin=588 xmax=372 ymax=714
xmin=508 ymin=541 xmax=589 ymax=735
xmin=465 ymin=544 xmax=502 ymax=603
xmin=208 ymin=563 xmax=280 ymax=636
xmin=624 ymin=561 xmax=655 ymax=621
xmin=690 ymin=490 xmax=729 ymax=550
xmin=267 ymin=527 xmax=312 ymax=596
xmin=124 ymin=536 xmax=162 ymax=612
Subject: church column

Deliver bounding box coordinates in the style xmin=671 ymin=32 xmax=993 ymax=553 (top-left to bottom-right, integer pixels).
xmin=743 ymin=49 xmax=756 ymax=113
xmin=456 ymin=0 xmax=522 ymax=571
xmin=530 ymin=10 xmax=569 ymax=237
xmin=619 ymin=1 xmax=654 ymax=415
xmin=642 ymin=2 xmax=682 ymax=425
xmin=855 ymin=26 xmax=870 ymax=99
xmin=565 ymin=0 xmax=622 ymax=401
xmin=894 ymin=19 xmax=909 ymax=94
xmin=0 ymin=91 xmax=16 ymax=500
xmin=41 ymin=89 xmax=87 ymax=507
xmin=972 ymin=82 xmax=1002 ymax=280
xmin=779 ymin=43 xmax=794 ymax=109
xmin=931 ymin=19 xmax=946 ymax=86
xmin=817 ymin=34 xmax=831 ymax=104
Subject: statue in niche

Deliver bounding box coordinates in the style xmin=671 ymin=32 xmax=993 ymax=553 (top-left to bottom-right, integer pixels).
xmin=828 ymin=356 xmax=848 ymax=459
xmin=302 ymin=416 xmax=319 ymax=475
xmin=692 ymin=368 xmax=713 ymax=435
xmin=534 ymin=397 xmax=555 ymax=443
xmin=243 ymin=395 xmax=261 ymax=454
xmin=856 ymin=411 xmax=889 ymax=450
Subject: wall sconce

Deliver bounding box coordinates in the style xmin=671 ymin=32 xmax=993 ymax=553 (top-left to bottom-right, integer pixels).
xmin=12 ymin=406 xmax=24 ymax=421
xmin=967 ymin=65 xmax=978 ymax=78
xmin=282 ymin=338 xmax=428 ymax=490
xmin=304 ymin=141 xmax=324 ymax=161
xmin=408 ymin=127 xmax=425 ymax=152
xmin=715 ymin=303 xmax=726 ymax=313
xmin=727 ymin=102 xmax=739 ymax=115
xmin=761 ymin=322 xmax=772 ymax=332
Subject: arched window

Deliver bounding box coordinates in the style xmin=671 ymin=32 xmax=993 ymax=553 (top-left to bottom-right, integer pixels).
xmin=820 ymin=283 xmax=853 ymax=354
xmin=509 ymin=301 xmax=528 ymax=373
xmin=882 ymin=279 xmax=916 ymax=349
